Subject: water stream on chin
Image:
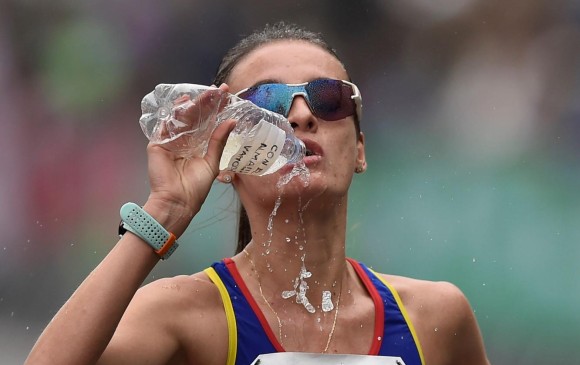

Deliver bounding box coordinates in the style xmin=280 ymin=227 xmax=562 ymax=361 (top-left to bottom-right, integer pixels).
xmin=262 ymin=161 xmax=333 ymax=314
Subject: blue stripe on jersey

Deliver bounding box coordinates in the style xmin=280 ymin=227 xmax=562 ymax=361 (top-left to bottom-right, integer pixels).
xmin=210 ymin=259 xmax=423 ymax=365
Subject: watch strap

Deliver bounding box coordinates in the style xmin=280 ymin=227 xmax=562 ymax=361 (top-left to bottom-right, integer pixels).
xmin=119 ymin=202 xmax=178 ymax=260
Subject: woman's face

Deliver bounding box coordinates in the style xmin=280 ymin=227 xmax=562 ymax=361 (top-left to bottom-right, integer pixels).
xmin=224 ymin=40 xmax=366 ymax=205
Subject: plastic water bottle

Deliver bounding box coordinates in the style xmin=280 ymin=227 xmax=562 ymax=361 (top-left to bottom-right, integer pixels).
xmin=139 ymin=83 xmax=305 ymax=176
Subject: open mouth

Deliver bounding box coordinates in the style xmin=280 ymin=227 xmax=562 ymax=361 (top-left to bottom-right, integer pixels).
xmin=301 ymin=139 xmax=323 ymax=158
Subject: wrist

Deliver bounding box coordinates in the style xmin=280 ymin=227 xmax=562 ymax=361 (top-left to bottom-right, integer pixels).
xmin=142 ymin=199 xmax=196 ymax=238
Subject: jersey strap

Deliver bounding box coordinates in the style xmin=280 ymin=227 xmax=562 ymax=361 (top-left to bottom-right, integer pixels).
xmin=204 ymin=267 xmax=238 ymax=365
xmin=347 ymin=259 xmax=425 ymax=365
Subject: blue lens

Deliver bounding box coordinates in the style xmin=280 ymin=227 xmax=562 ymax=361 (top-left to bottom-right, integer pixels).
xmin=240 ymin=84 xmax=294 ymax=116
xmin=238 ymin=79 xmax=356 ymax=121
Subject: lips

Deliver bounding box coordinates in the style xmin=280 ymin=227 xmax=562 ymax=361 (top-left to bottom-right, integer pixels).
xmin=301 ymin=138 xmax=323 ymax=158
xmin=279 ymin=138 xmax=322 ymax=174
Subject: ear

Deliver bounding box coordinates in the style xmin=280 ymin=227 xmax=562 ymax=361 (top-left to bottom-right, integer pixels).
xmin=217 ymin=170 xmax=235 ymax=184
xmin=355 ymin=131 xmax=367 ymax=173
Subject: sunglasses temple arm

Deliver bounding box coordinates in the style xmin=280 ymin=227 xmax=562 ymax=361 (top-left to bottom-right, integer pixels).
xmin=348 ymin=82 xmax=362 ymax=120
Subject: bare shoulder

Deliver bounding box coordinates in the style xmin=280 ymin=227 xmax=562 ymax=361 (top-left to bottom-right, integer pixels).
xmin=103 ymin=271 xmax=228 ymax=365
xmin=125 ymin=271 xmax=224 ymax=326
xmin=138 ymin=271 xmax=229 ymax=346
xmin=136 ymin=271 xmax=222 ymax=310
xmin=378 ymin=274 xmax=469 ymax=321
xmin=376 ymin=273 xmax=490 ymax=365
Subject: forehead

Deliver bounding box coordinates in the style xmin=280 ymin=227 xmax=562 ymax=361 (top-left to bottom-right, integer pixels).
xmin=228 ymin=40 xmax=348 ymax=92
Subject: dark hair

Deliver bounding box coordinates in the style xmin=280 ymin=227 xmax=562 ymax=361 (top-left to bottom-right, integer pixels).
xmin=213 ymin=21 xmax=359 ymax=254
xmin=213 ymin=21 xmax=341 ymax=87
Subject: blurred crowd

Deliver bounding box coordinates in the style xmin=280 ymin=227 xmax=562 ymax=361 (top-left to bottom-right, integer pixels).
xmin=0 ymin=0 xmax=579 ymax=364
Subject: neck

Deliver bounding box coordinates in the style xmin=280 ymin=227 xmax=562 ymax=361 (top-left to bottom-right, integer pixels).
xmin=237 ymin=193 xmax=350 ymax=313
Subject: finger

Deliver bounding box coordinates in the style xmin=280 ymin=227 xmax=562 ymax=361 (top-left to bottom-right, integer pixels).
xmin=174 ymin=88 xmax=225 ymax=127
xmin=205 ymin=119 xmax=236 ymax=169
xmin=218 ymin=83 xmax=230 ymax=93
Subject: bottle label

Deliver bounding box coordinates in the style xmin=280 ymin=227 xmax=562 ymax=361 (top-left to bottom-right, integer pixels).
xmin=220 ymin=119 xmax=286 ymax=175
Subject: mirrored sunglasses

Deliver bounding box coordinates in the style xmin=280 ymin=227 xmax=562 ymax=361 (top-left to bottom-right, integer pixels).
xmin=235 ymin=78 xmax=362 ymax=121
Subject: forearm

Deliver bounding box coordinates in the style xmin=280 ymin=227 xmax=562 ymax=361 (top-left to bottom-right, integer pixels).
xmin=25 ymin=233 xmax=160 ymax=365
xmin=25 ymin=111 xmax=232 ymax=365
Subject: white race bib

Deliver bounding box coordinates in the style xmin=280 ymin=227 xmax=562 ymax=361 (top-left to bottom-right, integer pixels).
xmin=250 ymin=352 xmax=406 ymax=365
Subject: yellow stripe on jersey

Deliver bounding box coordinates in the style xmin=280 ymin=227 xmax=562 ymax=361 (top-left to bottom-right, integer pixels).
xmin=205 ymin=267 xmax=237 ymax=365
xmin=371 ymin=269 xmax=426 ymax=365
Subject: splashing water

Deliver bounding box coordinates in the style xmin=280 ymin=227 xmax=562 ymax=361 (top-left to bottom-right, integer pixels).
xmin=264 ymin=161 xmax=310 ymax=254
xmin=280 ymin=253 xmax=316 ymax=313
xmin=264 ymin=195 xmax=283 ymax=256
xmin=263 ymin=159 xmax=323 ymax=314
xmin=276 ymin=161 xmax=310 ymax=189
xmin=321 ymin=290 xmax=334 ymax=312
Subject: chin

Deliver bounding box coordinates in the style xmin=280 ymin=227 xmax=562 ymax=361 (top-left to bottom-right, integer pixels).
xmin=276 ymin=170 xmax=329 ymax=197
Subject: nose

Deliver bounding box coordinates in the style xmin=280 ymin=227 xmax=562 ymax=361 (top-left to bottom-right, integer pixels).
xmin=288 ymin=96 xmax=318 ymax=132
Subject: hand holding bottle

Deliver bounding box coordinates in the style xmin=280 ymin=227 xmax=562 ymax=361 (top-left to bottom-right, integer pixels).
xmin=140 ymin=83 xmax=305 ymax=177
xmin=143 ymin=84 xmax=236 ymax=237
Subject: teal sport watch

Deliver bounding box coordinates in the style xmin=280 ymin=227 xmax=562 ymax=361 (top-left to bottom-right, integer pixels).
xmin=119 ymin=202 xmax=178 ymax=260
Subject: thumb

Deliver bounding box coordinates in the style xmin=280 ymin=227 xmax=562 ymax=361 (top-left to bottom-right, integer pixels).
xmin=205 ymin=119 xmax=236 ymax=170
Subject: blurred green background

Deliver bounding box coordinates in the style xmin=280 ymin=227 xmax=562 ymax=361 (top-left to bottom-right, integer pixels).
xmin=0 ymin=1 xmax=579 ymax=364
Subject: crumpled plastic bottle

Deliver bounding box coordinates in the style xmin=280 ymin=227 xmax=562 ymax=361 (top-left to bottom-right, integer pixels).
xmin=140 ymin=83 xmax=305 ymax=176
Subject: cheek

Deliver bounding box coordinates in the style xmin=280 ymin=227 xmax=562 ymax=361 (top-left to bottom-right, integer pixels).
xmin=325 ymin=138 xmax=358 ymax=179
xmin=333 ymin=130 xmax=358 ymax=161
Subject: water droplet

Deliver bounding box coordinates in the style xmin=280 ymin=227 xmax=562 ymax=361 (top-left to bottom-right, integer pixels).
xmin=321 ymin=291 xmax=334 ymax=312
xmin=472 ymin=258 xmax=476 ymax=263
xmin=282 ymin=290 xmax=296 ymax=299
xmin=377 ymin=336 xmax=382 ymax=341
xmin=434 ymin=327 xmax=438 ymax=332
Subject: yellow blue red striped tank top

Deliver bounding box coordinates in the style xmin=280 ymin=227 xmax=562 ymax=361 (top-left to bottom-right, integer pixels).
xmin=204 ymin=258 xmax=425 ymax=365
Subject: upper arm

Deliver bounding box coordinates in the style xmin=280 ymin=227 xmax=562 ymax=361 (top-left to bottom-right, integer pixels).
xmin=97 ymin=273 xmax=229 ymax=365
xmin=423 ymin=281 xmax=490 ymax=365
xmin=97 ymin=279 xmax=185 ymax=365
xmin=443 ymin=283 xmax=490 ymax=365
xmin=387 ymin=276 xmax=490 ymax=365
